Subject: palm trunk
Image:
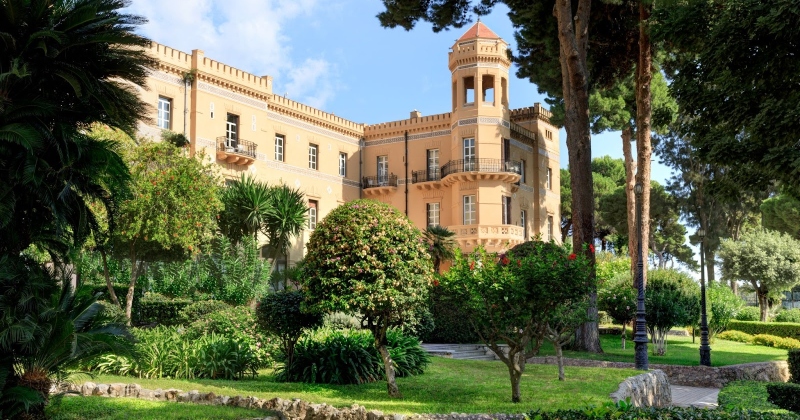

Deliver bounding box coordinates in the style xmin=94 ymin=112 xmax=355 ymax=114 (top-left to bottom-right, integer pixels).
xmin=635 ymin=0 xmax=653 ymax=288
xmin=101 ymin=249 xmax=120 ymax=307
xmin=622 ymin=127 xmax=637 ymax=281
xmin=555 ymin=0 xmax=600 ymax=354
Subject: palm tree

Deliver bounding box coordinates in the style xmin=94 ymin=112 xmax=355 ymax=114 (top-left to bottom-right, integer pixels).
xmin=218 ymin=174 xmax=272 ymax=243
xmin=264 ymin=185 xmax=308 ymax=274
xmin=424 ymin=225 xmax=457 ymax=273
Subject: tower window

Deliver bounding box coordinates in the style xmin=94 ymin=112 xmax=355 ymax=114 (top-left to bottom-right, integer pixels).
xmin=464 ymin=76 xmax=475 ymax=105
xmin=501 ymin=77 xmax=508 ymax=106
xmin=482 ymin=74 xmax=495 ymax=104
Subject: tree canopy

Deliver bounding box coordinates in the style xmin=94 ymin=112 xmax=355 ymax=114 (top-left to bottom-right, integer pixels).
xmin=761 ymin=194 xmax=800 ymax=240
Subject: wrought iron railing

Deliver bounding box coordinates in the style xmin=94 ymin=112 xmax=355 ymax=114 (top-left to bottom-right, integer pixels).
xmin=440 ymin=158 xmax=521 ymax=178
xmin=362 ymin=174 xmax=398 ymax=188
xmin=216 ymin=136 xmax=257 ymax=159
xmin=411 ymin=169 xmax=441 ymax=183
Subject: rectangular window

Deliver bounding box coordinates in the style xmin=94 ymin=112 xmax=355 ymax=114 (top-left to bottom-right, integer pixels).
xmin=521 ymin=159 xmax=527 ymax=184
xmin=547 ymin=215 xmax=554 ymax=242
xmin=463 ymin=195 xmax=476 ymax=225
xmin=427 ymin=149 xmax=439 ymax=180
xmin=308 ymin=200 xmax=318 ymax=230
xmin=502 ymin=196 xmax=512 ymax=225
xmin=463 ymin=138 xmax=475 ymax=171
xmin=339 ymin=152 xmax=347 ymax=177
xmin=377 ymin=156 xmax=388 ymax=185
xmin=157 ymin=96 xmax=172 ymax=129
xmin=427 ymin=203 xmax=440 ymax=227
xmin=546 ymin=130 xmax=553 ymax=140
xmin=308 ymin=144 xmax=318 ymax=170
xmin=521 ymin=210 xmax=528 ymax=240
xmin=210 ymin=102 xmax=215 ymax=119
xmin=225 ymin=113 xmax=239 ymax=149
xmin=464 ymin=76 xmax=475 ymax=104
xmin=546 ymin=167 xmax=553 ymax=190
xmin=275 ymin=134 xmax=284 ymax=162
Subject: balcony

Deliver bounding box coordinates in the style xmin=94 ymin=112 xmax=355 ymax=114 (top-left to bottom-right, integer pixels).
xmin=362 ymin=174 xmax=398 ymax=197
xmin=440 ymin=158 xmax=521 ymax=186
xmin=216 ymin=136 xmax=257 ymax=166
xmin=450 ymin=224 xmax=526 ymax=251
xmin=411 ymin=169 xmax=442 ymax=190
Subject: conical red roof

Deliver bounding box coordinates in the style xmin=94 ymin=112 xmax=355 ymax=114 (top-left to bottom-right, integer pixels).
xmin=457 ymin=21 xmax=501 ymax=41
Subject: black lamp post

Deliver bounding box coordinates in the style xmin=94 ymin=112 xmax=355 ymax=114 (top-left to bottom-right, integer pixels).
xmin=633 ymin=182 xmax=649 ymax=370
xmin=698 ymin=228 xmax=712 ymax=366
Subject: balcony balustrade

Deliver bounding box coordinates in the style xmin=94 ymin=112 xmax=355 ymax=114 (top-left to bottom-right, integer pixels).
xmin=439 ymin=158 xmax=521 ymax=186
xmin=411 ymin=169 xmax=442 ymax=190
xmin=449 ymin=224 xmax=526 ymax=251
xmin=361 ymin=174 xmax=398 ymax=197
xmin=216 ymin=136 xmax=257 ymax=166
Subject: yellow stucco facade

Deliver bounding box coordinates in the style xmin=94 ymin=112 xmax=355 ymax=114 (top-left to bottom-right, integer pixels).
xmin=138 ymin=22 xmax=560 ymax=265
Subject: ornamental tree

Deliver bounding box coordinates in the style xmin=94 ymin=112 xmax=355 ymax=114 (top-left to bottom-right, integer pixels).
xmin=645 ymin=269 xmax=699 ymax=355
xmin=719 ymin=230 xmax=800 ymax=322
xmin=444 ymin=241 xmax=592 ymax=402
xmin=113 ymin=141 xmax=221 ymax=323
xmin=300 ymin=199 xmax=432 ymax=398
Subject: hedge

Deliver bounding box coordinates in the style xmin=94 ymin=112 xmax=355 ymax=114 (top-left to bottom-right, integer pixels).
xmin=790 ymin=349 xmax=800 ymax=384
xmin=529 ymin=406 xmax=800 ymax=419
xmin=728 ymin=321 xmax=800 ymax=340
xmin=767 ymin=383 xmax=800 ymax=413
xmin=134 ymin=293 xmax=193 ymax=326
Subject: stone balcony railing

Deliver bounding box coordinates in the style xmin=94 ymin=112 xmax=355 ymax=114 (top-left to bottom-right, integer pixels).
xmin=440 ymin=158 xmax=520 ymax=186
xmin=449 ymin=224 xmax=525 ymax=251
xmin=216 ymin=136 xmax=257 ymax=166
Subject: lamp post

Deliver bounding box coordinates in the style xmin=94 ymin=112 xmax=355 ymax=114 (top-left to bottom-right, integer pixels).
xmin=698 ymin=228 xmax=712 ymax=366
xmin=633 ymin=182 xmax=649 ymax=370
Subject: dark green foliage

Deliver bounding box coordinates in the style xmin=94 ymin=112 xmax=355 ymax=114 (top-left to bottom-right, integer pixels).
xmin=645 ymin=269 xmax=700 ymax=355
xmin=598 ymin=273 xmax=636 ymax=327
xmin=177 ymin=301 xmax=231 ymax=326
xmin=777 ymin=310 xmax=800 ymax=324
xmin=709 ymin=283 xmax=745 ymax=337
xmin=421 ymin=285 xmax=480 ymax=344
xmin=719 ymin=380 xmax=789 ymax=413
xmin=133 ymin=293 xmax=193 ymax=326
xmin=790 ymin=350 xmax=800 ymax=384
xmin=767 ymin=383 xmax=800 ymax=413
xmin=737 ymin=307 xmax=763 ymax=322
xmin=530 ymin=405 xmax=800 ymax=419
xmin=761 ymin=195 xmax=800 ymax=240
xmin=728 ymin=321 xmax=800 ymax=341
xmin=161 ymin=131 xmax=190 ymax=148
xmin=256 ymin=291 xmax=323 ymax=367
xmin=277 ymin=328 xmax=429 ymax=384
xmin=185 ymin=305 xmax=276 ymax=369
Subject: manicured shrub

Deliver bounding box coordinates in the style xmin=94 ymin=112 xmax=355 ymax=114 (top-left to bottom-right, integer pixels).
xmin=736 ymin=306 xmax=762 ymax=321
xmin=134 ymin=293 xmax=192 ymax=326
xmin=186 ymin=305 xmax=277 ymax=368
xmin=421 ymin=285 xmax=480 ymax=344
xmin=777 ymin=309 xmax=800 ymax=323
xmin=728 ymin=320 xmax=800 ymax=340
xmin=255 ymin=290 xmax=323 ymax=368
xmin=277 ymin=328 xmax=429 ymax=384
xmin=177 ymin=300 xmax=231 ymax=326
xmin=709 ymin=282 xmax=745 ymax=337
xmin=790 ymin=349 xmax=800 ymax=384
xmin=752 ymin=334 xmax=800 ymax=350
xmin=645 ymin=269 xmax=699 ymax=355
xmin=767 ymin=382 xmax=800 ymax=413
xmin=717 ymin=330 xmax=754 ymax=343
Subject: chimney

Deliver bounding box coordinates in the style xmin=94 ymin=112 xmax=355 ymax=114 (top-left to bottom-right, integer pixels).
xmin=410 ymin=109 xmax=422 ymax=119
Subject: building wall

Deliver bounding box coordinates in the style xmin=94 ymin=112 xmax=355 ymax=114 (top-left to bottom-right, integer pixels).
xmin=137 ymin=24 xmax=560 ymax=265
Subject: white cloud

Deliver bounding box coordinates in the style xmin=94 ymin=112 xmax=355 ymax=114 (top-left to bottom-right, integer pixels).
xmin=127 ymin=0 xmax=338 ymax=108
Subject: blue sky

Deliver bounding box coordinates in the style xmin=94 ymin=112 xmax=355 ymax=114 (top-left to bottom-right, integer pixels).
xmin=126 ymin=0 xmax=674 ymax=186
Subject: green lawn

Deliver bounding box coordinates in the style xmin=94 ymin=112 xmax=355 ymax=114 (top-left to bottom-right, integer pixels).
xmin=46 ymin=396 xmax=269 ymax=419
xmin=88 ymin=357 xmax=638 ymax=414
xmin=718 ymin=380 xmax=794 ymax=415
xmin=536 ymin=334 xmax=787 ymax=367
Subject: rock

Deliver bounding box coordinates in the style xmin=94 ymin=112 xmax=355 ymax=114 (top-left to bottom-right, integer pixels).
xmin=177 ymin=392 xmax=190 ymax=402
xmin=92 ymin=384 xmax=109 ymax=396
xmin=367 ymin=410 xmax=384 ymax=420
xmin=610 ymin=369 xmax=671 ymax=408
xmin=188 ymin=390 xmax=200 ymax=402
xmin=124 ymin=383 xmax=141 ymax=398
xmin=164 ymin=389 xmax=180 ymax=401
xmin=204 ymin=391 xmax=216 ymax=402
xmin=138 ymin=388 xmax=155 ymax=400
xmin=108 ymin=383 xmax=125 ymax=397
xmin=81 ymin=382 xmax=96 ymax=397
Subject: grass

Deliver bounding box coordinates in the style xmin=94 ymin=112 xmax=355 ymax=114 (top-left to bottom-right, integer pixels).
xmin=86 ymin=357 xmax=638 ymax=414
xmin=46 ymin=396 xmax=268 ymax=419
xmin=718 ymin=380 xmax=794 ymax=415
xmin=536 ymin=334 xmax=787 ymax=367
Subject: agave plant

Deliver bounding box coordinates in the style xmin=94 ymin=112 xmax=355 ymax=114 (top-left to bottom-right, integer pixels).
xmin=218 ymin=174 xmax=273 ymax=244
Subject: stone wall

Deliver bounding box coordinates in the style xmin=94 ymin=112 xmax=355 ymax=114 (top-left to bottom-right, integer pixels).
xmin=609 ymin=370 xmax=671 ymax=408
xmin=528 ymin=357 xmax=788 ymax=388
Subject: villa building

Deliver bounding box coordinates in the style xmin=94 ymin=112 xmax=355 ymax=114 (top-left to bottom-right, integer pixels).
xmin=137 ymin=21 xmax=560 ymax=268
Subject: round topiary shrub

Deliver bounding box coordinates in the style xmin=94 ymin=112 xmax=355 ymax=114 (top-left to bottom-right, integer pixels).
xmin=256 ymin=290 xmax=323 ymax=368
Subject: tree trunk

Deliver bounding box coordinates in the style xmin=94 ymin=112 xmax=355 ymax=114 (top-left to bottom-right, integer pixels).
xmin=507 ymin=353 xmax=524 ymax=403
xmin=622 ymin=127 xmax=637 ymax=281
xmin=730 ymin=279 xmax=738 ymax=295
xmin=554 ymin=0 xmax=600 ymax=354
xmin=376 ymin=342 xmax=402 ymax=398
xmin=758 ymin=290 xmax=769 ymax=322
xmin=125 ymin=251 xmax=141 ymax=326
xmin=101 ymin=249 xmax=120 ymax=307
xmin=635 ymin=0 xmax=653 ymax=287
xmin=561 ymin=218 xmax=571 ymax=243
xmin=555 ymin=344 xmax=565 ymax=381
xmin=705 ymin=247 xmax=716 ymax=283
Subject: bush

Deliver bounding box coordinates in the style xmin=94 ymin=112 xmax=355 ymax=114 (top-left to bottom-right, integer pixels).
xmin=134 ymin=293 xmax=193 ymax=326
xmin=277 ymin=328 xmax=429 ymax=384
xmin=177 ymin=300 xmax=231 ymax=326
xmin=529 ymin=405 xmax=800 ymax=419
xmin=95 ymin=300 xmax=128 ymax=324
xmin=777 ymin=310 xmax=800 ymax=323
xmin=728 ymin=320 xmax=800 ymax=340
xmin=323 ymin=312 xmax=362 ymax=330
xmin=255 ymin=291 xmax=323 ymax=367
xmin=421 ymin=285 xmax=480 ymax=344
xmin=790 ymin=349 xmax=800 ymax=384
xmin=186 ymin=306 xmax=277 ymax=368
xmin=736 ymin=306 xmax=762 ymax=321
xmin=718 ymin=330 xmax=754 ymax=343
xmin=752 ymin=334 xmax=800 ymax=350
xmin=598 ymin=272 xmax=636 ymax=327
xmin=710 ymin=283 xmax=745 ymax=337
xmin=646 ymin=269 xmax=699 ymax=355
xmin=767 ymin=383 xmax=800 ymax=413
